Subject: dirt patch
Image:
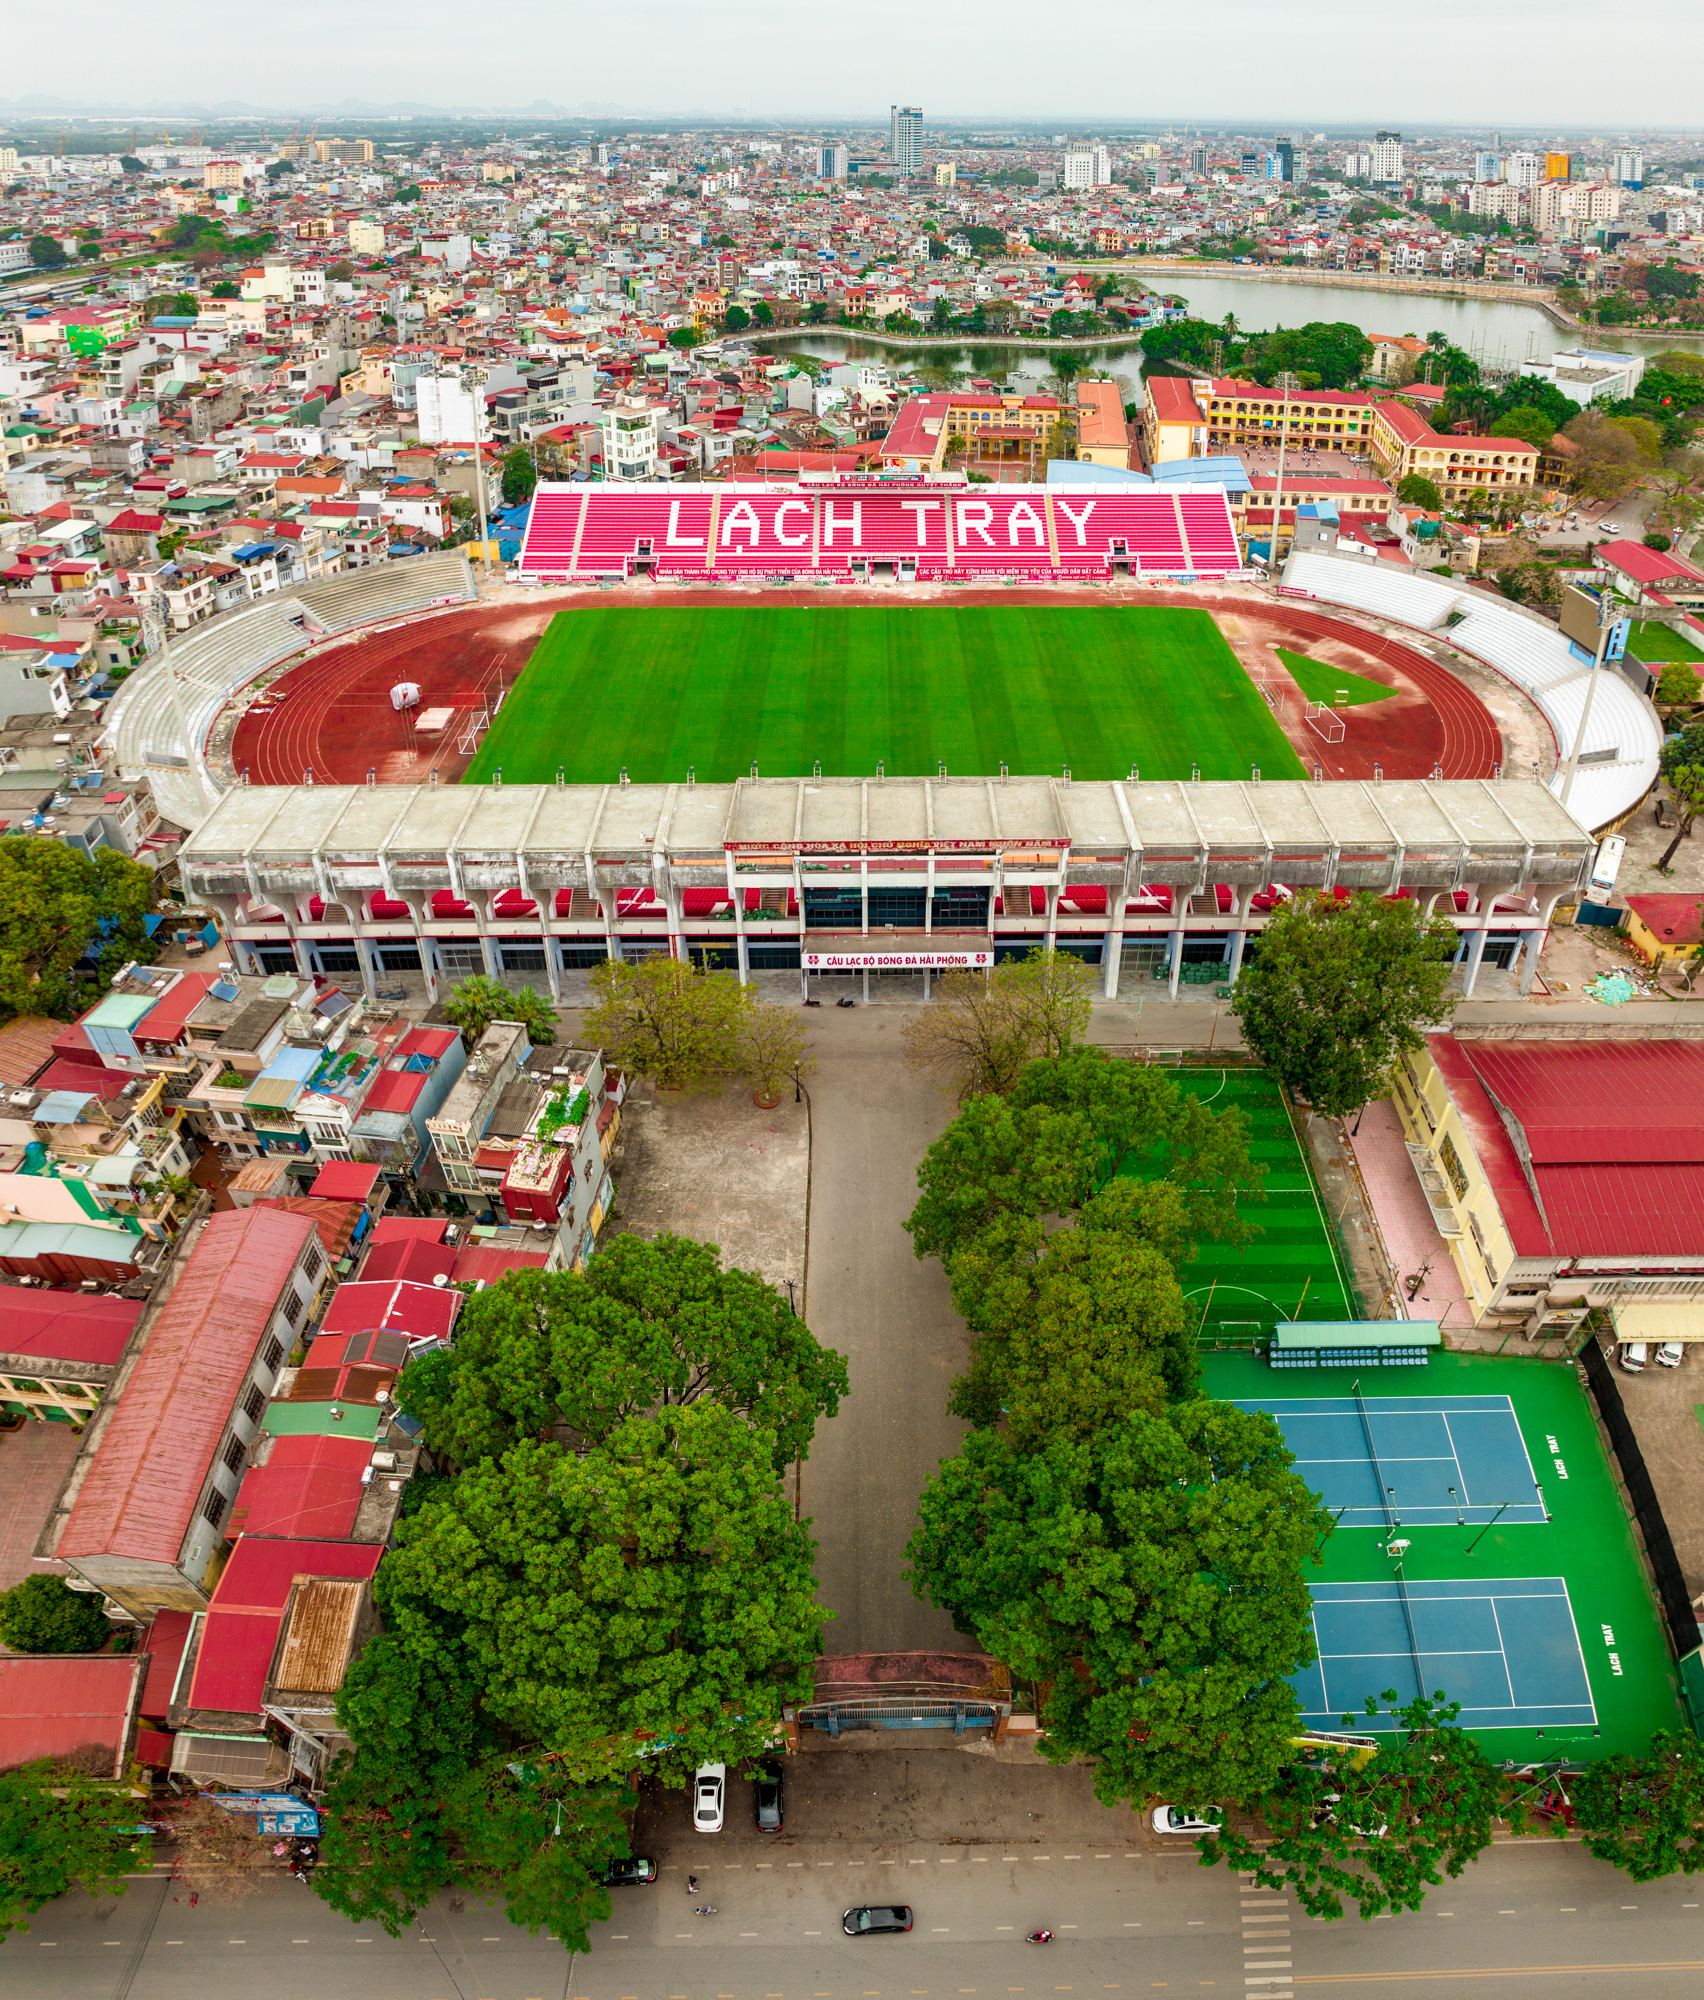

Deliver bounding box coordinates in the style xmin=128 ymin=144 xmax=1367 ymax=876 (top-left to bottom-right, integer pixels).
xmin=602 ymin=1074 xmax=810 ymax=1295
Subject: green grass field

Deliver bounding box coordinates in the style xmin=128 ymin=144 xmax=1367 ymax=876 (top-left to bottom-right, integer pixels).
xmin=464 ymin=606 xmax=1307 ymax=786
xmin=1275 ymin=647 xmax=1395 ymax=708
xmin=1198 ymin=1348 xmax=1687 ymax=1761
xmin=1629 ymin=619 xmax=1704 ymax=663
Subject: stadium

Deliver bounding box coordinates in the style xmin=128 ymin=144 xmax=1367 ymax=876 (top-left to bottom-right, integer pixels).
xmin=115 ymin=474 xmax=1654 ymax=1001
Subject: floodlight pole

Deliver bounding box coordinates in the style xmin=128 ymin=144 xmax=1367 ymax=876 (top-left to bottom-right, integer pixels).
xmin=1269 ymin=369 xmax=1299 ymax=574
xmin=1559 ymin=594 xmax=1615 ymax=811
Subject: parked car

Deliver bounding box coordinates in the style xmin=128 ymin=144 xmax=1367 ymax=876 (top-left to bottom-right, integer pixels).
xmin=1152 ymin=1806 xmax=1224 ymax=1834
xmin=1657 ymin=1342 xmax=1686 ymax=1368
xmin=1620 ymin=1342 xmax=1649 ymax=1373
xmin=693 ymin=1762 xmax=726 ymax=1833
xmin=844 ymin=1905 xmax=913 ymax=1936
xmin=602 ymin=1856 xmax=657 ymax=1887
xmin=754 ymin=1761 xmax=784 ymax=1833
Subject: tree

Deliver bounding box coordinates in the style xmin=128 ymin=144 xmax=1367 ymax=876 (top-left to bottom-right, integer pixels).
xmin=1656 ymin=764 xmax=1704 ymax=873
xmin=900 ymin=948 xmax=1094 ymax=1100
xmin=1562 ymin=408 xmax=1644 ymax=501
xmin=439 ymin=973 xmax=556 ymax=1053
xmin=397 ymin=1231 xmax=846 ymax=1471
xmin=0 ymin=1575 xmax=111 ymax=1655
xmin=668 ymin=326 xmax=699 ymax=349
xmin=27 ymin=234 xmax=67 ymax=270
xmin=326 ymin=258 xmax=355 ymax=281
xmin=741 ymin=999 xmax=814 ymax=1102
xmin=906 ymin=1406 xmax=1333 ymax=1806
xmin=264 ymin=159 xmax=296 ymax=180
xmin=391 ymin=182 xmax=422 ymax=203
xmin=1396 ymin=474 xmax=1443 ymax=511
xmin=1656 ymin=661 xmax=1702 ymax=704
xmin=722 ymin=304 xmax=750 ymax=332
xmin=1495 ymin=404 xmax=1556 ymax=450
xmin=582 ymin=956 xmax=754 ymax=1093
xmin=1 ymin=1766 xmax=149 ymax=1935
xmin=119 ymin=155 xmax=145 ymax=174
xmin=0 ymin=838 xmax=158 ymax=1023
xmin=1560 ymin=1730 xmax=1704 ymax=1882
xmin=1199 ymin=1693 xmax=1501 ymax=1920
xmin=211 ymin=280 xmax=239 ymax=298
xmin=1231 ymin=893 xmax=1458 ymax=1118
xmin=752 ymin=300 xmax=774 ymax=327
xmin=500 ymin=443 xmax=537 ymax=505
xmin=376 ymin=1408 xmax=825 ymax=1782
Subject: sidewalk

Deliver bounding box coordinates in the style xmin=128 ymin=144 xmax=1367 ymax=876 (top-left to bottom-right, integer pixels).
xmin=1344 ymin=1098 xmax=1470 ymax=1325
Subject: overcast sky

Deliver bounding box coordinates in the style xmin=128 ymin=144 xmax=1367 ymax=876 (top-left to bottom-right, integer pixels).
xmin=13 ymin=0 xmax=1703 ymax=132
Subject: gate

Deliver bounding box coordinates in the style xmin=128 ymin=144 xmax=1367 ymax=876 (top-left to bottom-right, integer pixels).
xmin=796 ymin=1696 xmax=1002 ymax=1736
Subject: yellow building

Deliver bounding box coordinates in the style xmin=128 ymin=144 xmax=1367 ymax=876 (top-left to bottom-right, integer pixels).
xmin=1544 ymin=151 xmax=1571 ymax=180
xmin=934 ymin=161 xmax=956 ymax=187
xmin=1201 ymin=378 xmax=1380 ymax=451
xmin=1369 ymin=398 xmax=1538 ymax=499
xmin=203 ymin=159 xmax=244 ymax=190
xmin=1142 ymin=374 xmax=1208 ymax=463
xmin=1074 ymin=379 xmax=1129 ymax=468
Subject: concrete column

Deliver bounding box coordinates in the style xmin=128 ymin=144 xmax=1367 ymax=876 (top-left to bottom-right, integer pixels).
xmin=396 ymin=895 xmax=436 ymax=1003
xmin=355 ymin=935 xmax=380 ymax=1000
xmin=1460 ymin=882 xmax=1513 ymax=1000
xmin=662 ymin=886 xmax=685 ymax=968
xmin=1167 ymin=893 xmax=1190 ymax=1000
xmin=1517 ymin=927 xmax=1544 ymax=995
xmin=1044 ymin=885 xmax=1060 ymax=956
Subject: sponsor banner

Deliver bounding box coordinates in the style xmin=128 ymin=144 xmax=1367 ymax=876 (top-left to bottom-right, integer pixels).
xmin=804 ymin=948 xmax=994 ymax=972
xmin=728 ymin=839 xmax=1066 ymax=858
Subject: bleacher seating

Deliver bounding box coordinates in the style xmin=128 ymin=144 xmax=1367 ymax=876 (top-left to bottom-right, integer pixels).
xmin=1284 ymin=550 xmax=1662 ymax=828
xmin=294 ymin=551 xmax=474 ymax=632
xmin=517 ymin=481 xmax=1246 ymax=583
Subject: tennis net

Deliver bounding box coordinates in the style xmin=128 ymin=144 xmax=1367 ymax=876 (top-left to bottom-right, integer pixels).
xmin=1353 ymin=1377 xmax=1396 ymax=1529
xmin=1393 ymin=1566 xmax=1428 ymax=1703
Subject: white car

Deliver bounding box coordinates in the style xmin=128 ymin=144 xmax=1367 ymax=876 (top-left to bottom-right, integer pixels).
xmin=1620 ymin=1342 xmax=1649 ymax=1373
xmin=1657 ymin=1341 xmax=1687 ymax=1369
xmin=1152 ymin=1806 xmax=1223 ymax=1834
xmin=693 ymin=1762 xmax=726 ymax=1833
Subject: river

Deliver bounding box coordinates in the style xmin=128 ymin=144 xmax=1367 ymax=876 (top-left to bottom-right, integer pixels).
xmin=763 ymin=273 xmax=1701 ymax=391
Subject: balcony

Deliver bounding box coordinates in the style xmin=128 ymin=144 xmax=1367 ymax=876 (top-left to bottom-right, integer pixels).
xmin=1404 ymin=1142 xmax=1463 ymax=1239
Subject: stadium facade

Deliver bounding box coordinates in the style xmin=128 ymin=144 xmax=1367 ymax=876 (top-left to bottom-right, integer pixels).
xmin=179 ymin=775 xmax=1592 ymax=1003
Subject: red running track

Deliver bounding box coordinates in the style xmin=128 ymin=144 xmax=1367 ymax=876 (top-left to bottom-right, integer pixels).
xmin=224 ymin=586 xmax=1503 ymax=790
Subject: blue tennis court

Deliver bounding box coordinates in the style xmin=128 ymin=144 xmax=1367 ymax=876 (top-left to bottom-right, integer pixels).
xmin=1293 ymin=1576 xmax=1597 ymax=1733
xmin=1233 ymin=1393 xmax=1548 ymax=1527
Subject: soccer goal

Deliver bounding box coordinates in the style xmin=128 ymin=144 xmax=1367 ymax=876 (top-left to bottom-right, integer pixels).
xmin=1305 ymin=702 xmax=1346 ymax=744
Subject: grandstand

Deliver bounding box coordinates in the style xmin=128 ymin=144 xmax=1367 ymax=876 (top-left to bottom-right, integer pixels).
xmin=1282 ymin=552 xmax=1662 ymax=831
xmin=516 ymin=480 xmax=1244 ymax=584
xmin=103 ymin=553 xmax=475 ymax=828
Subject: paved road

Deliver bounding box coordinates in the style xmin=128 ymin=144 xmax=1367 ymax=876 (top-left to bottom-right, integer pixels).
xmin=12 ymin=1838 xmax=1704 ymax=2000
xmin=799 ymin=1008 xmax=972 ymax=1655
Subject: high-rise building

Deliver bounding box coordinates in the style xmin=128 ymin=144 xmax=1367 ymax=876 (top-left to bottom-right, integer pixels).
xmin=1243 ymin=151 xmax=1261 ymax=176
xmin=818 ymin=143 xmax=849 ymax=180
xmin=1504 ymin=151 xmax=1542 ymax=188
xmin=1189 ymin=143 xmax=1208 ymax=175
xmin=1275 ymin=134 xmax=1296 ymax=183
xmin=889 ymin=105 xmax=922 ymax=178
xmin=1544 ymin=151 xmax=1571 ymax=181
xmin=1063 ymin=141 xmax=1111 ymax=189
xmin=1474 ymin=151 xmax=1501 ymax=183
xmin=1369 ymin=131 xmax=1403 ymax=184
xmin=1341 ymin=150 xmax=1370 ymax=178
xmin=934 ymin=160 xmax=956 ymax=187
xmin=1613 ymin=149 xmax=1644 ymax=189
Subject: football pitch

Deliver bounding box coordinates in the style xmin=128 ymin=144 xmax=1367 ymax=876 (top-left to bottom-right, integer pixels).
xmin=462 ymin=605 xmax=1308 ymax=786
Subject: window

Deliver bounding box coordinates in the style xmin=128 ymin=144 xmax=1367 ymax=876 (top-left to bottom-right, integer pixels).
xmin=1438 ymin=1133 xmax=1471 ymax=1202
xmin=303 ymin=1247 xmax=323 ymax=1284
xmin=203 ymin=1489 xmax=228 ymax=1529
xmin=243 ymin=1383 xmax=266 ymax=1424
xmin=263 ymin=1335 xmax=285 ymax=1372
xmin=281 ymin=1291 xmax=303 ymax=1328
xmin=222 ymin=1434 xmax=247 ymax=1475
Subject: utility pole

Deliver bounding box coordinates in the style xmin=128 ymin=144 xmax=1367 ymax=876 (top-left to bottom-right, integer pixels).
xmin=1269 ymin=368 xmax=1299 ymax=573
xmin=1559 ymin=594 xmax=1617 ymax=812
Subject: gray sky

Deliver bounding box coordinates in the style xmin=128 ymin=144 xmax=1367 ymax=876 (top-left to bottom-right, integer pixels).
xmin=11 ymin=0 xmax=1703 ymax=130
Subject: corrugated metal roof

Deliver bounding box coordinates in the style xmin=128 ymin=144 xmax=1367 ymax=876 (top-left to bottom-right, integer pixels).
xmin=188 ymin=1536 xmax=381 ymax=1714
xmin=309 ymin=1162 xmax=379 ymax=1202
xmin=359 ymin=1237 xmax=456 ymax=1286
xmin=0 ymin=1654 xmax=145 ymax=1778
xmin=261 ymin=1400 xmax=384 ymax=1441
xmin=59 ymin=1207 xmax=315 ymax=1566
xmin=0 ymin=1290 xmax=142 ymax=1367
xmin=138 ymin=1609 xmax=196 ymax=1720
xmin=273 ymin=1578 xmax=367 ymax=1694
xmin=243 ymin=1074 xmax=301 ymax=1110
xmin=1463 ymin=1041 xmax=1704 ymax=1165
xmin=230 ymin=1434 xmax=371 ymax=1540
xmin=320 ymin=1277 xmax=460 ymax=1345
xmin=365 ymin=1217 xmax=449 ymax=1247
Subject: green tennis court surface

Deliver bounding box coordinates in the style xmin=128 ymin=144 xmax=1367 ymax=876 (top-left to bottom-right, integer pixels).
xmin=464 ymin=605 xmax=1308 ymax=786
xmin=1136 ymin=1068 xmax=1357 ymax=1339
xmin=1275 ymin=646 xmax=1395 ymax=708
xmin=1199 ymin=1348 xmax=1687 ymax=1760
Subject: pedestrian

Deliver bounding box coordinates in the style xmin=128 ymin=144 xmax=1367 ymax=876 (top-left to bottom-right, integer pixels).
xmin=688 ymin=1873 xmax=699 ymax=1895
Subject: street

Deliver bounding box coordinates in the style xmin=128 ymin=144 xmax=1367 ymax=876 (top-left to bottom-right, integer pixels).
xmin=8 ymin=1836 xmax=1704 ymax=1999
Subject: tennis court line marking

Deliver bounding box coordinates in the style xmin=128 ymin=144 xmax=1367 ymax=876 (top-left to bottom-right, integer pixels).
xmin=1485 ymin=1598 xmax=1518 ymax=1709
xmin=1438 ymin=1412 xmax=1473 ymax=1509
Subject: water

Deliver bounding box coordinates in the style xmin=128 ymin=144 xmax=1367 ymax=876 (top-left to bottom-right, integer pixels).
xmin=764 ymin=274 xmax=1702 ymax=390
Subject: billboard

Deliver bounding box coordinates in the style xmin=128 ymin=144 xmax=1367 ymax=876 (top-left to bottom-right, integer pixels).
xmin=1559 ymin=584 xmax=1604 ymax=654
xmin=804 ymin=947 xmax=994 ymax=972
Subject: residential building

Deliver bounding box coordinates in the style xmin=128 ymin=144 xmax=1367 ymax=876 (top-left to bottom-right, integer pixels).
xmin=51 ymin=1206 xmax=327 ymax=1619
xmin=425 ymin=1019 xmax=533 ymax=1196
xmin=602 ymin=396 xmax=660 ymax=480
xmin=1474 ymin=152 xmax=1502 ymax=184
xmin=881 ymin=390 xmax=1066 ymax=479
xmin=1544 ymin=151 xmax=1572 ymax=181
xmin=1592 ymin=538 xmax=1704 ymax=610
xmin=1369 ymin=132 xmax=1404 ymax=184
xmin=818 ymin=145 xmax=849 ymax=181
xmin=1368 ymin=399 xmax=1539 ymax=500
xmin=1520 ymin=347 xmax=1645 ymax=407
xmin=348 ymin=218 xmax=386 ymax=255
xmin=1063 ymin=143 xmax=1111 ymax=191
xmin=1142 ymin=375 xmax=1209 ymax=464
xmin=1614 ymin=150 xmax=1645 ymax=190
xmin=1200 ymin=379 xmax=1380 ymax=453
xmin=0 ymin=1292 xmax=143 ymax=1425
xmin=890 ymin=106 xmax=923 ymax=179
xmin=1504 ymin=151 xmax=1543 ymax=189
xmin=934 ymin=161 xmax=956 ymax=188
xmin=1074 ymin=379 xmax=1129 ymax=469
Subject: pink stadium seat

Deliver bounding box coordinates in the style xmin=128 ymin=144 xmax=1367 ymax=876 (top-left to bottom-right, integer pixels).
xmin=431 ymin=891 xmax=474 ymax=918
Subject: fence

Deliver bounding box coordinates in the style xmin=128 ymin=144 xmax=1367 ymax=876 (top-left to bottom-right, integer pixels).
xmin=1580 ymin=1334 xmax=1703 ymax=1677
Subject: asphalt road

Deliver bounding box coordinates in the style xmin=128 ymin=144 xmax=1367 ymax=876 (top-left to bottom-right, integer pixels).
xmin=11 ymin=1838 xmax=1704 ymax=2000
xmin=798 ymin=1007 xmax=973 ymax=1655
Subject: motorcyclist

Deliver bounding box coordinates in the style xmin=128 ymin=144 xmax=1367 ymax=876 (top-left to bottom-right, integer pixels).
xmin=1027 ymin=1929 xmax=1053 ymax=1944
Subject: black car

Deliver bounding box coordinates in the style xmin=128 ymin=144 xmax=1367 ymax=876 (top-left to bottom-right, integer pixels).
xmin=754 ymin=1761 xmax=784 ymax=1833
xmin=843 ymin=1905 xmax=913 ymax=1936
xmin=602 ymin=1856 xmax=658 ymax=1887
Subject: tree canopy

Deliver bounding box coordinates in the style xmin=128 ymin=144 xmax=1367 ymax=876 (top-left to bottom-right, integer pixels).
xmin=1 ymin=1766 xmax=148 ymax=1935
xmin=1199 ymin=1693 xmax=1501 ymax=1919
xmin=500 ymin=443 xmax=537 ymax=505
xmin=900 ymin=948 xmax=1094 ymax=1100
xmin=440 ymin=972 xmax=555 ymax=1052
xmin=0 ymin=1575 xmax=112 ymax=1655
xmin=1396 ymin=474 xmax=1442 ymax=511
xmin=0 ymin=837 xmax=158 ymax=1023
xmin=1571 ymin=1730 xmax=1704 ymax=1881
xmin=906 ymin=1406 xmax=1332 ymax=1805
xmin=397 ymin=1231 xmax=848 ymax=1471
xmin=1230 ymin=893 xmax=1458 ymax=1117
xmin=582 ymin=955 xmax=755 ymax=1092
xmin=27 ymin=234 xmax=67 ymax=269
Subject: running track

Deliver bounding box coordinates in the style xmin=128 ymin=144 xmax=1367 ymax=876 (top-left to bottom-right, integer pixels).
xmin=225 ymin=587 xmax=1503 ymax=789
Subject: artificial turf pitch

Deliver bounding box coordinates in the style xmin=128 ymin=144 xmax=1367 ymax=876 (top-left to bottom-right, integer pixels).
xmin=463 ymin=605 xmax=1308 ymax=786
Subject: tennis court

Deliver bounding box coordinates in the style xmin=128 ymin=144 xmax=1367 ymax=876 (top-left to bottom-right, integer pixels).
xmin=1232 ymin=1392 xmax=1549 ymax=1528
xmin=1294 ymin=1576 xmax=1597 ymax=1734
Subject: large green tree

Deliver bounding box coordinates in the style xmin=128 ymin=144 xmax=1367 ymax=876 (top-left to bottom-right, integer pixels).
xmin=27 ymin=234 xmax=67 ymax=269
xmin=1230 ymin=893 xmax=1457 ymax=1118
xmin=899 ymin=948 xmax=1094 ymax=1101
xmin=398 ymin=1232 xmax=847 ymax=1470
xmin=0 ymin=838 xmax=158 ymax=1022
xmin=376 ymin=1408 xmax=825 ymax=1781
xmin=500 ymin=444 xmax=537 ymax=506
xmin=0 ymin=1575 xmax=112 ymax=1655
xmin=1570 ymin=1730 xmax=1704 ymax=1881
xmin=582 ymin=955 xmax=754 ymax=1092
xmin=1 ymin=1767 xmax=149 ymax=1935
xmin=439 ymin=972 xmax=556 ymax=1052
xmin=906 ymin=1405 xmax=1332 ymax=1805
xmin=1200 ymin=1693 xmax=1501 ymax=1919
